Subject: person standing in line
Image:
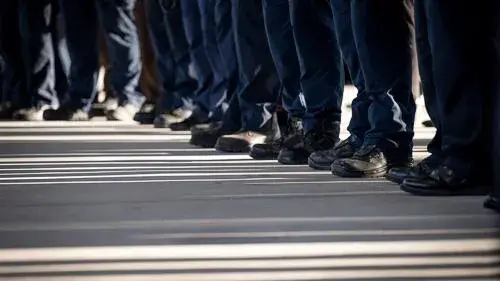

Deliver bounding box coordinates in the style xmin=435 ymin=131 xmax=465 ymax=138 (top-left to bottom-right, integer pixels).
xmin=188 ymin=0 xmax=243 ymax=148
xmin=48 ymin=0 xmax=144 ymax=121
xmin=168 ymin=0 xmax=229 ymax=131
xmin=249 ymin=0 xmax=305 ymax=162
xmin=397 ymin=0 xmax=495 ymax=196
xmin=251 ymin=0 xmax=345 ymax=164
xmin=310 ymin=0 xmax=416 ymax=178
xmin=0 ymin=0 xmax=69 ymax=121
xmin=145 ymin=0 xmax=198 ymax=128
xmin=190 ymin=0 xmax=281 ymax=153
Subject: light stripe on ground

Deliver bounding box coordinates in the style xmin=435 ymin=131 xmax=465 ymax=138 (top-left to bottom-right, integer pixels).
xmin=0 ymin=177 xmax=294 ymax=186
xmin=0 ymin=155 xmax=254 ymax=163
xmin=0 ymin=160 xmax=279 ymax=166
xmin=0 ymin=128 xmax=185 ymax=133
xmin=0 ymin=135 xmax=191 ymax=141
xmin=0 ymin=179 xmax=388 ymax=186
xmin=0 ymin=165 xmax=304 ymax=172
xmin=0 ymin=121 xmax=137 ymax=127
xmin=0 ymin=239 xmax=497 ymax=262
xmin=0 ymin=168 xmax=285 ymax=176
xmin=0 ymin=256 xmax=498 ymax=274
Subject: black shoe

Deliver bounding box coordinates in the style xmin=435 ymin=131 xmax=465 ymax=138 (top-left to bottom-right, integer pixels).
xmin=386 ymin=156 xmax=438 ymax=184
xmin=44 ymin=107 xmax=89 ymax=121
xmin=484 ymin=196 xmax=500 ymax=213
xmin=277 ymin=119 xmax=308 ymax=165
xmin=278 ymin=146 xmax=310 ymax=165
xmin=154 ymin=108 xmax=192 ymax=128
xmin=401 ymin=165 xmax=490 ymax=196
xmin=308 ymin=135 xmax=359 ymax=170
xmin=276 ymin=120 xmax=340 ymax=165
xmin=133 ymin=103 xmax=156 ymax=124
xmin=303 ymin=122 xmax=341 ymax=154
xmin=248 ymin=117 xmax=303 ymax=161
xmin=169 ymin=115 xmax=208 ymax=131
xmin=331 ymin=145 xmax=391 ymax=178
xmin=249 ymin=142 xmax=280 ymax=160
xmin=190 ymin=122 xmax=234 ymax=148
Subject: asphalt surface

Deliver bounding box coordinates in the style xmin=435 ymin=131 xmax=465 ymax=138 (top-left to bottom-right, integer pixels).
xmin=0 ymin=117 xmax=498 ymax=280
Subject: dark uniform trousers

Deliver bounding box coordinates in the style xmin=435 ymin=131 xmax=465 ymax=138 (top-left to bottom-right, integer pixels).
xmin=330 ymin=0 xmax=368 ymax=147
xmin=1 ymin=0 xmax=69 ymax=109
xmin=207 ymin=0 xmax=242 ymax=131
xmin=289 ymin=0 xmax=344 ymax=133
xmin=261 ymin=0 xmax=303 ymax=120
xmin=180 ymin=0 xmax=227 ymax=122
xmin=146 ymin=0 xmax=197 ymax=113
xmin=197 ymin=0 xmax=232 ymax=121
xmin=489 ymin=0 xmax=500 ymax=211
xmin=415 ymin=0 xmax=494 ymax=178
xmin=0 ymin=0 xmax=27 ymax=107
xmin=350 ymin=0 xmax=416 ymax=159
xmin=214 ymin=0 xmax=239 ymax=112
xmin=223 ymin=0 xmax=280 ymax=132
xmin=60 ymin=0 xmax=144 ymax=112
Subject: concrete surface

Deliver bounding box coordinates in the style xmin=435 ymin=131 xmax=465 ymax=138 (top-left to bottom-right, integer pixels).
xmin=0 ymin=102 xmax=498 ymax=280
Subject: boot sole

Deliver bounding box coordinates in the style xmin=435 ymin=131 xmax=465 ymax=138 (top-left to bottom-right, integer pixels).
xmin=215 ymin=143 xmax=250 ymax=153
xmin=401 ymin=183 xmax=490 ymax=196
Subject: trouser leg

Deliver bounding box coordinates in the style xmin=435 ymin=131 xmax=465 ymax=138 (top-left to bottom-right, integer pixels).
xmin=289 ymin=0 xmax=343 ymax=132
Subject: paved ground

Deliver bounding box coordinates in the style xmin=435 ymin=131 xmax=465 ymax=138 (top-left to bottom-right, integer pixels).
xmin=0 ymin=106 xmax=498 ymax=280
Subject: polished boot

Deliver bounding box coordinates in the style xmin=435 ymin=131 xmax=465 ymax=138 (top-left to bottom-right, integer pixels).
xmin=308 ymin=135 xmax=359 ymax=170
xmin=401 ymin=165 xmax=490 ymax=196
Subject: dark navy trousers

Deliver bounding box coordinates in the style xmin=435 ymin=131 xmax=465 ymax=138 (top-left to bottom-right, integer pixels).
xmin=0 ymin=0 xmax=27 ymax=107
xmin=289 ymin=0 xmax=344 ymax=133
xmin=214 ymin=0 xmax=242 ymax=131
xmin=351 ymin=0 xmax=416 ymax=156
xmin=60 ymin=0 xmax=144 ymax=111
xmin=262 ymin=0 xmax=303 ymax=119
xmin=214 ymin=0 xmax=239 ymax=107
xmin=415 ymin=0 xmax=494 ymax=175
xmin=2 ymin=0 xmax=68 ymax=108
xmin=146 ymin=0 xmax=197 ymax=113
xmin=226 ymin=0 xmax=280 ymax=131
xmin=330 ymin=0 xmax=369 ymax=146
xmin=181 ymin=0 xmax=227 ymax=121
